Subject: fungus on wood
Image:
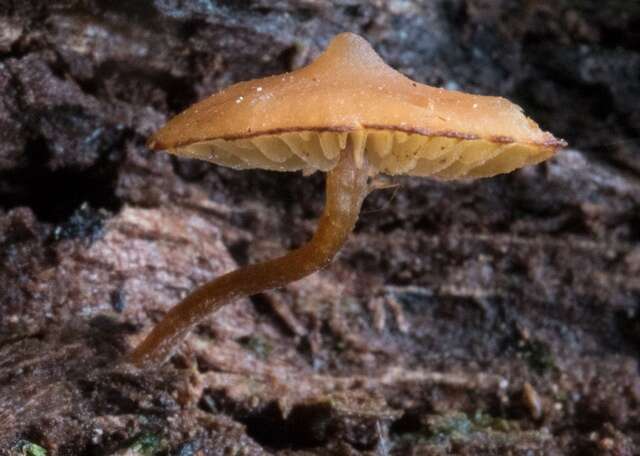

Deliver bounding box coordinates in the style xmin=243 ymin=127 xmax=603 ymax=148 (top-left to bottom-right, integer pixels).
xmin=129 ymin=33 xmax=566 ymax=366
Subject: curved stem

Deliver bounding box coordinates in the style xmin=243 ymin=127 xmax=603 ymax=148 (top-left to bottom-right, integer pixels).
xmin=128 ymin=149 xmax=371 ymax=367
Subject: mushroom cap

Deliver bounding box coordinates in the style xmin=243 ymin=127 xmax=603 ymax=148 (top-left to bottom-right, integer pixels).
xmin=150 ymin=33 xmax=565 ymax=179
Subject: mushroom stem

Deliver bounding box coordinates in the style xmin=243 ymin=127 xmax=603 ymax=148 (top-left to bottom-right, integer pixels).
xmin=128 ymin=149 xmax=371 ymax=366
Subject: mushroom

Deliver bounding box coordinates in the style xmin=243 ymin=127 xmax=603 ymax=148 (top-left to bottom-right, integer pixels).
xmin=129 ymin=33 xmax=565 ymax=366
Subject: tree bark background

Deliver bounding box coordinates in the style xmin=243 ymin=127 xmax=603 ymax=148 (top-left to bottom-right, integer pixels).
xmin=1 ymin=1 xmax=639 ymax=454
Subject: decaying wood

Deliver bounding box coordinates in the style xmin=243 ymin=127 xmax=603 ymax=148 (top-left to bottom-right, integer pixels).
xmin=1 ymin=1 xmax=639 ymax=454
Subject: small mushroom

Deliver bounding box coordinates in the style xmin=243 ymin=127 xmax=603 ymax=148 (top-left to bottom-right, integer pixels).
xmin=129 ymin=33 xmax=565 ymax=366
